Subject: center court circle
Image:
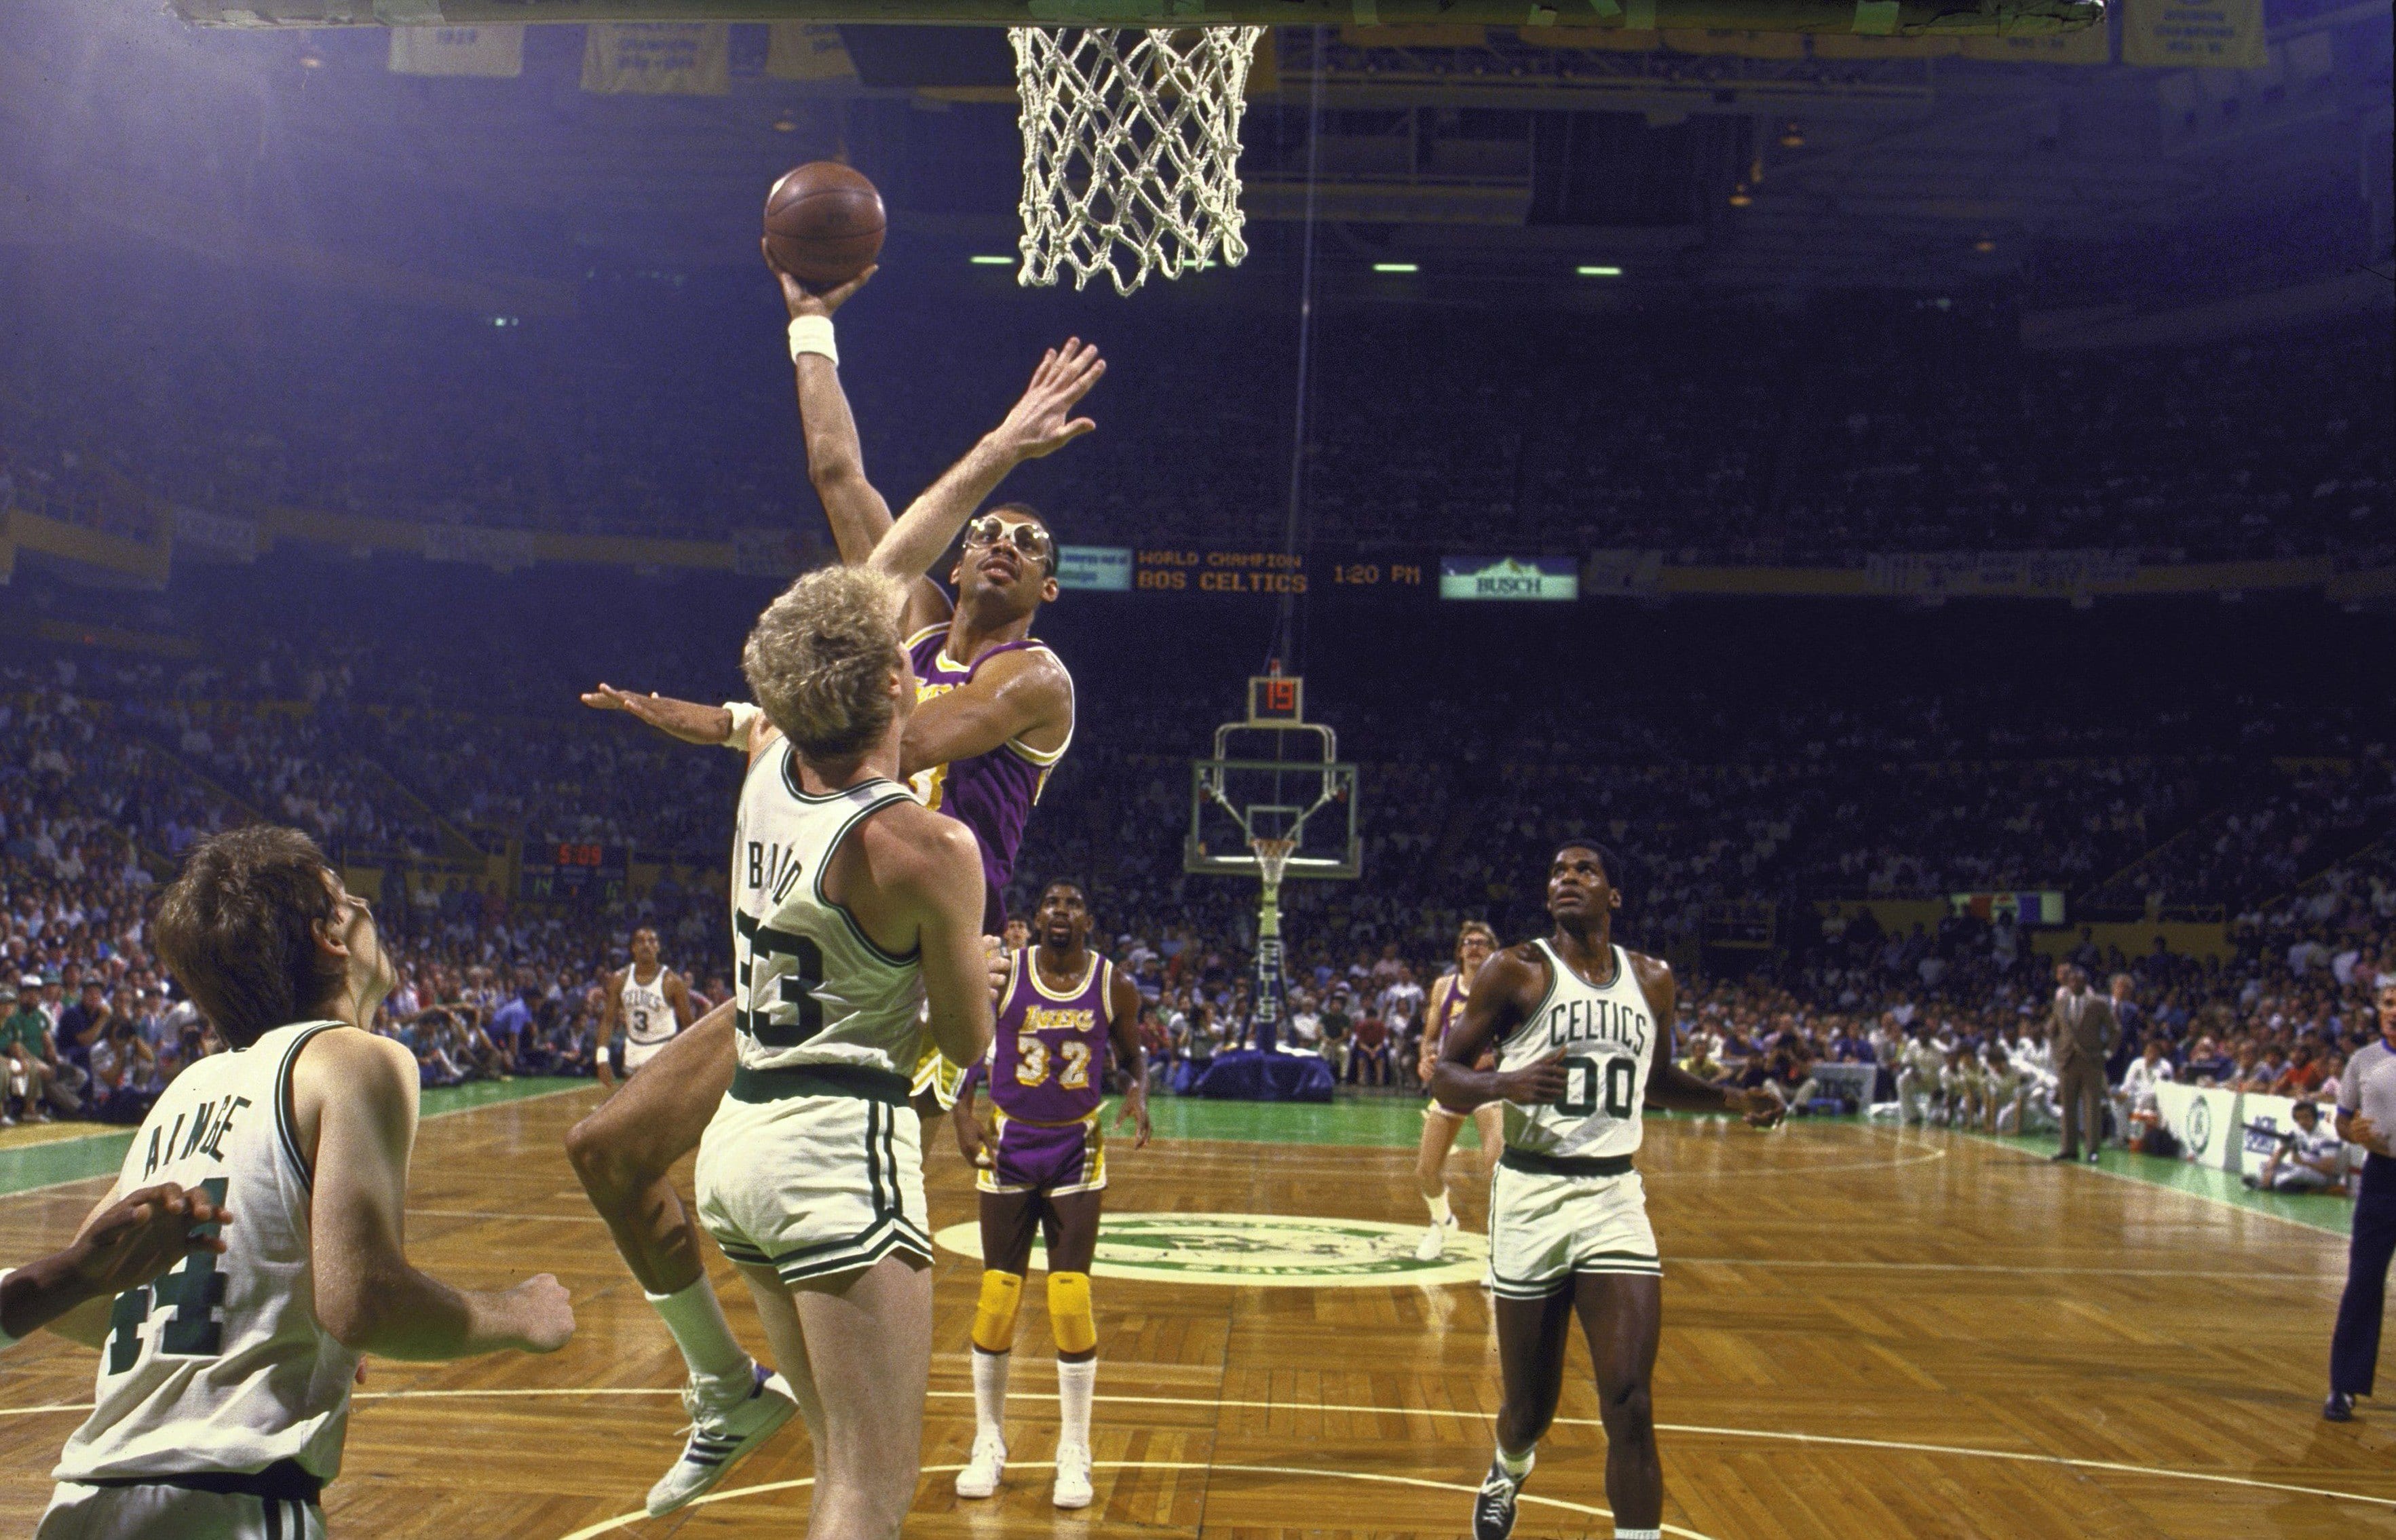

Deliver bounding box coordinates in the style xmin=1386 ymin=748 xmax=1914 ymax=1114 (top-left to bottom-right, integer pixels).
xmin=932 ymin=1210 xmax=1489 ymax=1288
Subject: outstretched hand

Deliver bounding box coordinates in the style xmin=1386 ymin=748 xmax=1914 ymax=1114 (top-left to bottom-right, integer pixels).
xmin=73 ymin=1182 xmax=231 ymax=1298
xmin=1114 ymin=1087 xmax=1153 ymax=1151
xmin=766 ymin=239 xmax=877 ymax=321
xmin=990 ymin=339 xmax=1105 ymax=463
xmin=579 ymin=685 xmax=730 ymax=748
xmin=1733 ymin=1088 xmax=1787 ymax=1130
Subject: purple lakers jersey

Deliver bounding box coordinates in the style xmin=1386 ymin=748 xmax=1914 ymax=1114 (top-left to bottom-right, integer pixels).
xmin=906 ymin=624 xmax=1073 ymax=929
xmin=1427 ymin=970 xmax=1495 ymax=1071
xmin=986 ymin=948 xmax=1116 ymax=1123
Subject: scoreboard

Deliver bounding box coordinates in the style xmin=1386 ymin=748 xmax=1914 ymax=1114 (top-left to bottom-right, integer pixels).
xmin=1132 ymin=547 xmax=1429 ymax=598
xmin=520 ymin=842 xmax=628 ymax=904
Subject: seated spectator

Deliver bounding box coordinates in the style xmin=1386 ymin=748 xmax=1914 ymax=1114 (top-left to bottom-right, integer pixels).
xmin=1348 ymin=1007 xmax=1391 ymax=1087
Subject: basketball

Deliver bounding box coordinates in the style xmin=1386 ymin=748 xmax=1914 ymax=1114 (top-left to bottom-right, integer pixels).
xmin=763 ymin=161 xmax=886 ymax=291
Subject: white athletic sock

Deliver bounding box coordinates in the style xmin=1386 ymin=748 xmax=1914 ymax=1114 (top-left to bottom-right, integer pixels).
xmin=1613 ymin=1529 xmax=1661 ymax=1539
xmin=1424 ymin=1191 xmax=1453 ymax=1226
xmin=1494 ymin=1442 xmax=1534 ymax=1481
xmin=1057 ymin=1358 xmax=1097 ymax=1453
xmin=972 ymin=1348 xmax=1011 ymax=1444
xmin=645 ymin=1276 xmax=749 ymax=1389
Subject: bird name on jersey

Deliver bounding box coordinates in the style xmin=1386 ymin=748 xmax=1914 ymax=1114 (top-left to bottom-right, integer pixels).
xmin=140 ymin=1094 xmax=253 ymax=1179
xmin=744 ymin=839 xmax=807 ymax=906
xmin=1536 ymin=995 xmax=1650 ymax=1058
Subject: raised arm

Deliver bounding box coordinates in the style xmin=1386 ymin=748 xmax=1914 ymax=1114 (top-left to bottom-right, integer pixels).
xmin=302 ymin=1029 xmax=573 ymax=1360
xmin=768 ymin=256 xmax=951 ymax=634
xmin=867 ymin=340 xmax=1105 ymax=587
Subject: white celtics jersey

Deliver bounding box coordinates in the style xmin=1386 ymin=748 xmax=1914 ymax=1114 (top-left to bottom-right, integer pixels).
xmin=55 ymin=1021 xmax=360 ymax=1484
xmin=1496 ymin=940 xmax=1658 ymax=1162
xmin=731 ymin=740 xmax=928 ymax=1077
xmin=620 ymin=965 xmax=675 ymax=1047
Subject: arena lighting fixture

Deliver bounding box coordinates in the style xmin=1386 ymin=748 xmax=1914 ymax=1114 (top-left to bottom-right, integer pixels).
xmin=969 ymin=255 xmax=1014 ymax=265
xmin=771 ymin=113 xmax=798 ymax=133
xmin=1578 ymin=265 xmax=1623 ymax=277
xmin=297 ymin=46 xmax=322 ymax=67
xmin=1372 ymin=262 xmax=1419 ymax=273
xmin=1728 ymin=187 xmax=1753 ymax=207
xmin=1779 ymin=122 xmax=1805 ymax=148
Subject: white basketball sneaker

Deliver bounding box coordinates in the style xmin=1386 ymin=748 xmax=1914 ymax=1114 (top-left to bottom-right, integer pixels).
xmin=955 ymin=1433 xmax=1008 ymax=1499
xmin=1415 ymin=1216 xmax=1458 ymax=1262
xmin=646 ymin=1364 xmax=801 ymax=1518
xmin=1052 ymin=1444 xmax=1095 ymax=1509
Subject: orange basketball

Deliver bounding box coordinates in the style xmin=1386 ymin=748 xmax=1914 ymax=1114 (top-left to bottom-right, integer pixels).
xmin=763 ymin=162 xmax=886 ymax=291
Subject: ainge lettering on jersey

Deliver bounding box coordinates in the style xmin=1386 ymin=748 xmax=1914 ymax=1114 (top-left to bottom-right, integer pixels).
xmin=1540 ymin=997 xmax=1650 ymax=1058
xmin=142 ymin=1095 xmax=252 ymax=1180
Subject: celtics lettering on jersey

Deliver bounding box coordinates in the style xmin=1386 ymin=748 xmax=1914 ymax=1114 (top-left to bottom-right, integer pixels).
xmin=621 ymin=966 xmax=674 ymax=1047
xmin=1496 ymin=941 xmax=1656 ymax=1161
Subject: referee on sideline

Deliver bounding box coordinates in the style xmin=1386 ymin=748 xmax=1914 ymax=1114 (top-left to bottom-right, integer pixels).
xmin=2326 ymin=980 xmax=2396 ymax=1422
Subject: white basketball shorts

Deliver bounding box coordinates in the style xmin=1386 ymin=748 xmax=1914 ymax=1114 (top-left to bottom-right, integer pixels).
xmin=39 ymin=1483 xmax=324 ymax=1540
xmin=695 ymin=1064 xmax=932 ymax=1286
xmin=1486 ymin=1151 xmax=1660 ymax=1301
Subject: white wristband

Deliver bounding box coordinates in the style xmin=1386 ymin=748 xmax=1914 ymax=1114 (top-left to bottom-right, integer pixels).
xmin=721 ymin=701 xmax=762 ymax=750
xmin=787 ymin=315 xmax=837 ymax=367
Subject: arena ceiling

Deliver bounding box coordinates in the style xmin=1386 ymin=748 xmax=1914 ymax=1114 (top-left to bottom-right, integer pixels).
xmin=0 ymin=1 xmax=2385 ymax=305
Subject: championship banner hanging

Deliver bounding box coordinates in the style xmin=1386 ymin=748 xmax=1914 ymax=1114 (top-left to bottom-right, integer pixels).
xmin=765 ymin=23 xmax=857 ymax=83
xmin=388 ymin=26 xmax=523 ymax=79
xmin=581 ymin=23 xmax=731 ymax=97
xmin=2122 ymin=0 xmax=2265 ymax=69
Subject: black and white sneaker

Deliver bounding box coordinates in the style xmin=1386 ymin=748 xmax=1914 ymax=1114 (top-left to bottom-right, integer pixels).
xmin=646 ymin=1362 xmax=800 ymax=1517
xmin=1472 ymin=1456 xmax=1528 ymax=1540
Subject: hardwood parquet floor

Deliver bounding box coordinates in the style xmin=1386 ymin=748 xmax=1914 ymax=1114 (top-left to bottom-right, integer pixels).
xmin=3 ymin=1086 xmax=2390 ymax=1539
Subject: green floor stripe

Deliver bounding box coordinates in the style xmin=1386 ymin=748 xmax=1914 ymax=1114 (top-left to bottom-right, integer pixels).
xmin=1133 ymin=1094 xmax=1481 ymax=1149
xmin=0 ymin=1077 xmax=592 ymax=1200
xmin=1947 ymin=1123 xmax=2358 ymax=1238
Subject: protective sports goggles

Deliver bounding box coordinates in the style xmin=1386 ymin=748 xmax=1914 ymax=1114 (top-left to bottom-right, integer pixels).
xmin=962 ymin=515 xmax=1055 ymax=567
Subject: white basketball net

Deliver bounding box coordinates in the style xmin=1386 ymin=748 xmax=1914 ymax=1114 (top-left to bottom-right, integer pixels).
xmin=1250 ymin=836 xmax=1299 ymax=889
xmin=1010 ymin=26 xmax=1266 ymax=295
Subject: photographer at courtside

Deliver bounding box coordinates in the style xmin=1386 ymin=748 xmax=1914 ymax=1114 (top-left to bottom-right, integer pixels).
xmin=2243 ymin=1102 xmax=2342 ymax=1194
xmin=2325 ymin=981 xmax=2396 ymax=1423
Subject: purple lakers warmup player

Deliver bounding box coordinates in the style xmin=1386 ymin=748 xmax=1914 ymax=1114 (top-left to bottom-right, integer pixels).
xmin=948 ymin=881 xmax=1148 ymax=1510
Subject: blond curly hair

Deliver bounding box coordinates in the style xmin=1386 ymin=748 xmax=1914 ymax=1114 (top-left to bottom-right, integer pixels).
xmin=742 ymin=564 xmax=908 ymax=765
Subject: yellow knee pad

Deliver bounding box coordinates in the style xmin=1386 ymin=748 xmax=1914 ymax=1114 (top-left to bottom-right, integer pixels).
xmin=972 ymin=1270 xmax=1024 ymax=1353
xmin=1047 ymin=1271 xmax=1097 ymax=1355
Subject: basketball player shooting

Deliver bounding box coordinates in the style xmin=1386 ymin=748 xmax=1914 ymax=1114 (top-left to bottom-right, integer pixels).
xmin=947 ymin=881 xmax=1149 ymax=1509
xmin=772 ymin=258 xmax=1085 ymax=1118
xmin=595 ymin=925 xmax=693 ymax=1090
xmin=36 ymin=828 xmax=573 ymax=1540
xmin=685 ymin=564 xmax=996 ymax=1540
xmin=1432 ymin=841 xmax=1781 ymax=1540
xmin=565 ymin=324 xmax=1101 ymax=1518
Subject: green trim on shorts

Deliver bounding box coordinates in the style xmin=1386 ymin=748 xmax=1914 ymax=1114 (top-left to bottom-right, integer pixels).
xmin=728 ymin=1063 xmax=912 ymax=1106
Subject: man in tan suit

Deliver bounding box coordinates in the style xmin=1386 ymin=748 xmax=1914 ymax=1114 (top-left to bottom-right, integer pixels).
xmin=2048 ymin=963 xmax=2118 ymax=1164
